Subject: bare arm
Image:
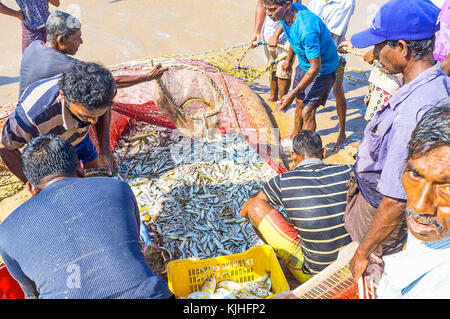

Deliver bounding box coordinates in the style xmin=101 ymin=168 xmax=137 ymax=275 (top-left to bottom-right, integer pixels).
xmin=350 ymin=196 xmax=406 ymax=281
xmin=0 ymin=145 xmax=27 ymax=183
xmin=0 ymin=2 xmax=24 ymax=20
xmin=251 ymin=0 xmax=266 ymax=47
xmin=113 ymin=64 xmax=168 ymax=88
xmin=240 ymin=190 xmax=272 ymax=228
xmin=48 ymin=0 xmax=60 ymax=7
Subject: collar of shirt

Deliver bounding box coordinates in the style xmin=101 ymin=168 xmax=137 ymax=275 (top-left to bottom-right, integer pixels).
xmin=381 ymin=231 xmax=450 ymax=293
xmin=58 ymin=95 xmax=90 ymax=129
xmin=295 ymin=157 xmax=324 ymax=168
xmin=385 ymin=62 xmax=443 ymax=111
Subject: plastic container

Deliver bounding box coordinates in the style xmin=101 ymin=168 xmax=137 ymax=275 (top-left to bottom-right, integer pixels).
xmin=0 ymin=265 xmax=24 ymax=299
xmin=167 ymin=245 xmax=289 ymax=298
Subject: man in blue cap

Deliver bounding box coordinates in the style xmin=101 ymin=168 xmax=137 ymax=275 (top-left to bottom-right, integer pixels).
xmin=340 ymin=0 xmax=450 ymax=282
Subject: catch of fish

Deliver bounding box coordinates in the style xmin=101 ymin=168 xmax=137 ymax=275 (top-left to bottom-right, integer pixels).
xmin=112 ymin=120 xmax=288 ymax=262
xmin=186 ymin=273 xmax=273 ymax=299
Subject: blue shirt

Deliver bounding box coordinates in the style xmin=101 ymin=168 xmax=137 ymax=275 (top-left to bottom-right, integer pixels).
xmin=0 ymin=177 xmax=172 ymax=299
xmin=354 ymin=63 xmax=450 ymax=208
xmin=15 ymin=0 xmax=49 ymax=30
xmin=281 ymin=3 xmax=339 ymax=75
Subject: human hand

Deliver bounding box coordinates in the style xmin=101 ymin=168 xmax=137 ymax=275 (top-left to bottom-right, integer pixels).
xmin=98 ymin=151 xmax=118 ymax=175
xmin=16 ymin=10 xmax=25 ymax=21
xmin=251 ymin=33 xmax=262 ymax=48
xmin=147 ymin=63 xmax=168 ymax=81
xmin=349 ymin=250 xmax=370 ymax=283
xmin=268 ymin=34 xmax=279 ymax=48
xmin=363 ymin=51 xmax=376 ymax=65
xmin=337 ymin=40 xmax=353 ymax=54
xmin=276 ymin=91 xmax=296 ymax=112
xmin=332 ymin=132 xmax=347 ymax=152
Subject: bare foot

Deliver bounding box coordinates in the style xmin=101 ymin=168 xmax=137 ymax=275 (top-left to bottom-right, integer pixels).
xmin=267 ymin=95 xmax=278 ymax=102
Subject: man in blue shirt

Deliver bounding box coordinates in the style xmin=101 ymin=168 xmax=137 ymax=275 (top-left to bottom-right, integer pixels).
xmin=0 ymin=134 xmax=173 ymax=299
xmin=0 ymin=0 xmax=60 ymax=53
xmin=264 ymin=0 xmax=339 ymax=140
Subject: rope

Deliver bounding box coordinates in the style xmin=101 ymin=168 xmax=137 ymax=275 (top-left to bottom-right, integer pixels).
xmin=155 ymin=63 xmax=226 ymax=121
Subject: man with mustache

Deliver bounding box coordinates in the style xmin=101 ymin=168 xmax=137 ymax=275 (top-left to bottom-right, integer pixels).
xmin=339 ymin=0 xmax=450 ymax=282
xmin=376 ymin=100 xmax=450 ymax=298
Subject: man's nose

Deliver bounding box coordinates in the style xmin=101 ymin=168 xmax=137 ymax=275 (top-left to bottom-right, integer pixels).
xmin=412 ymin=183 xmax=436 ymax=215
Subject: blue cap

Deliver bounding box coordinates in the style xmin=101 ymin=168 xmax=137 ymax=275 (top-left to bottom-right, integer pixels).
xmin=351 ymin=0 xmax=440 ymax=48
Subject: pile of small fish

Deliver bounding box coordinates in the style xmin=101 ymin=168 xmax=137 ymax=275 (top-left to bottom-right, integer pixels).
xmin=186 ymin=273 xmax=273 ymax=299
xmin=113 ymin=121 xmax=287 ymax=262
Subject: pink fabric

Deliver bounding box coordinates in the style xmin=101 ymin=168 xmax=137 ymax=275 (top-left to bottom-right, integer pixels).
xmin=434 ymin=0 xmax=450 ymax=62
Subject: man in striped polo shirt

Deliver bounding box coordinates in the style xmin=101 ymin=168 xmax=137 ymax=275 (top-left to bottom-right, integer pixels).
xmin=0 ymin=61 xmax=117 ymax=183
xmin=240 ymin=130 xmax=352 ymax=284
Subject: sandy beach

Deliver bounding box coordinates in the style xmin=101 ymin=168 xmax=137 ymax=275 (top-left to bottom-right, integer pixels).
xmin=0 ymin=0 xmax=388 ymax=273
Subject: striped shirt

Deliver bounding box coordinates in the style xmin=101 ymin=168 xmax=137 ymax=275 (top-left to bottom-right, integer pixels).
xmin=262 ymin=158 xmax=352 ymax=274
xmin=1 ymin=75 xmax=91 ymax=151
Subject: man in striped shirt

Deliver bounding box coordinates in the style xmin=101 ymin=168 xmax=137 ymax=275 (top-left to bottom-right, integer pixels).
xmin=0 ymin=61 xmax=117 ymax=183
xmin=240 ymin=130 xmax=352 ymax=284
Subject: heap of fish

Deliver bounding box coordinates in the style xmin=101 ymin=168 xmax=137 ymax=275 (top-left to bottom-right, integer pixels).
xmin=186 ymin=273 xmax=273 ymax=299
xmin=113 ymin=121 xmax=288 ymax=261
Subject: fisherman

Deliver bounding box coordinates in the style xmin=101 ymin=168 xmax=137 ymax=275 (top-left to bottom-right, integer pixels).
xmin=263 ymin=0 xmax=340 ymax=141
xmin=250 ymin=0 xmax=299 ymax=102
xmin=240 ymin=130 xmax=352 ymax=284
xmin=338 ymin=0 xmax=450 ymax=282
xmin=19 ymin=10 xmax=167 ymax=97
xmin=0 ymin=134 xmax=173 ymax=299
xmin=376 ymin=101 xmax=450 ymax=298
xmin=0 ymin=0 xmax=59 ymax=53
xmin=307 ymin=0 xmax=355 ymax=150
xmin=0 ymin=61 xmax=119 ymax=183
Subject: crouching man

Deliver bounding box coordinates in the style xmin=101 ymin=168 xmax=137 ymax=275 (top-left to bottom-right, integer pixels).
xmin=0 ymin=134 xmax=173 ymax=299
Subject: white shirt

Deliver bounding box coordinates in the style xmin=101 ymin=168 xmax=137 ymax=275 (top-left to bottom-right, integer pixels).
xmin=307 ymin=0 xmax=355 ymax=37
xmin=262 ymin=16 xmax=287 ymax=44
xmin=377 ymin=231 xmax=450 ymax=299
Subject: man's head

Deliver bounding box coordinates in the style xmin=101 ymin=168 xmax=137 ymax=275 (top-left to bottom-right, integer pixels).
xmin=59 ymin=61 xmax=117 ymax=124
xmin=402 ymin=98 xmax=450 ymax=242
xmin=46 ymin=10 xmax=83 ymax=55
xmin=350 ymin=0 xmax=440 ymax=75
xmin=291 ymin=130 xmax=326 ymax=165
xmin=22 ymin=134 xmax=84 ymax=195
xmin=262 ymin=0 xmax=292 ymax=22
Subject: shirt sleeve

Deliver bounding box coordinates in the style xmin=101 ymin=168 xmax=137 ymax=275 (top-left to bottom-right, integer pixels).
xmin=302 ymin=31 xmax=321 ymax=60
xmin=0 ymin=108 xmax=35 ymax=150
xmin=0 ymin=248 xmax=39 ymax=298
xmin=262 ymin=175 xmax=283 ymax=207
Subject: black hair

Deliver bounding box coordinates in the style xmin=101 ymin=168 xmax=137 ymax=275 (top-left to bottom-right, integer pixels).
xmin=386 ymin=36 xmax=436 ymax=61
xmin=262 ymin=0 xmax=289 ymax=5
xmin=292 ymin=130 xmax=323 ymax=157
xmin=22 ymin=134 xmax=79 ymax=188
xmin=59 ymin=61 xmax=116 ymax=110
xmin=407 ymin=98 xmax=450 ymax=161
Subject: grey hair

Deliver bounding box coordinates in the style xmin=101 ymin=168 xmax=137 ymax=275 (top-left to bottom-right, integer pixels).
xmin=45 ymin=11 xmax=81 ymax=44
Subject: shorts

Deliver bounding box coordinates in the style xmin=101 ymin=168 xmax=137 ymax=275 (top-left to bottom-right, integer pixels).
xmin=257 ymin=209 xmax=312 ymax=284
xmin=292 ymin=66 xmax=337 ymax=108
xmin=262 ymin=34 xmax=292 ymax=80
xmin=74 ymin=135 xmax=98 ymax=164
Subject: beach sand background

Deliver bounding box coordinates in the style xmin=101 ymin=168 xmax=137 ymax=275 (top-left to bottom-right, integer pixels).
xmin=0 ymin=0 xmax=388 ymax=284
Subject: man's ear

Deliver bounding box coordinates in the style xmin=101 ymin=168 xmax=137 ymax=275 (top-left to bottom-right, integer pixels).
xmin=75 ymin=160 xmax=85 ymax=178
xmin=26 ymin=181 xmax=40 ymax=196
xmin=397 ymin=40 xmax=409 ymax=58
xmin=55 ymin=34 xmax=65 ymax=48
xmin=320 ymin=148 xmax=326 ymax=159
